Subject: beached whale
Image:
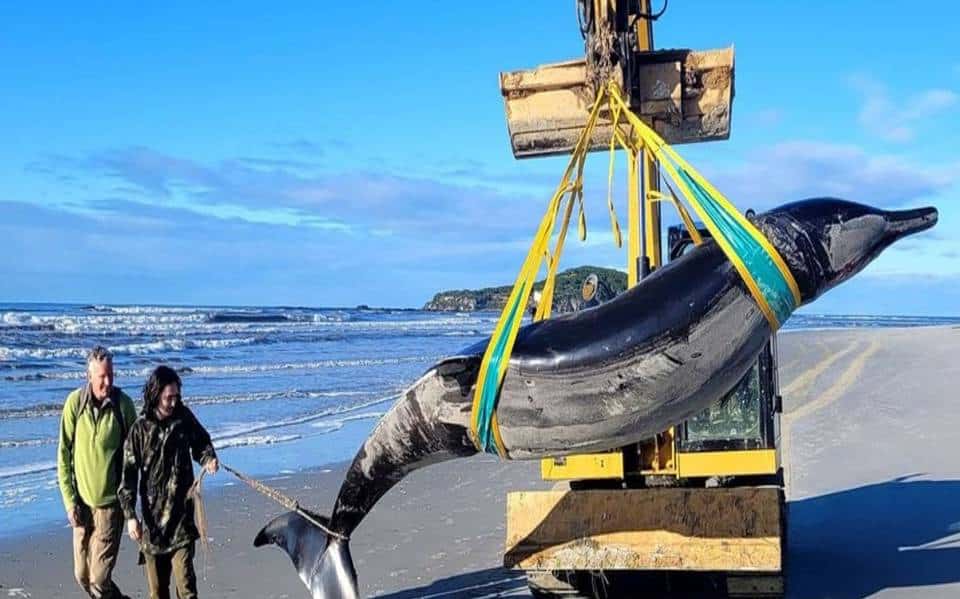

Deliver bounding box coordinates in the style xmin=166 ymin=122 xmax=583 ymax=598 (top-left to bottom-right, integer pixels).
xmin=254 ymin=198 xmax=937 ymax=599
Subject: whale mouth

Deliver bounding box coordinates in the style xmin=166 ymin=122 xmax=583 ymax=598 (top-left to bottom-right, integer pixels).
xmin=885 ymin=206 xmax=938 ymax=239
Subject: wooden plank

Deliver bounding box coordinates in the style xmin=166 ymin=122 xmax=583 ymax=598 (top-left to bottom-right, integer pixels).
xmin=504 ymin=488 xmax=782 ymax=572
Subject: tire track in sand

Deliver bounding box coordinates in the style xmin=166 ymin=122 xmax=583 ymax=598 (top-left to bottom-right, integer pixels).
xmin=781 ymin=341 xmax=859 ymax=401
xmin=782 ymin=339 xmax=881 ymax=493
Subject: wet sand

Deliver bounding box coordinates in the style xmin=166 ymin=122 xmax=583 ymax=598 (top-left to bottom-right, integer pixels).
xmin=2 ymin=326 xmax=959 ymax=598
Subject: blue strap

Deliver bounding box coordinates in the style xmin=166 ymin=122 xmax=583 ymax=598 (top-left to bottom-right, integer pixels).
xmin=475 ymin=283 xmax=526 ymax=454
xmin=677 ymin=170 xmax=797 ymax=325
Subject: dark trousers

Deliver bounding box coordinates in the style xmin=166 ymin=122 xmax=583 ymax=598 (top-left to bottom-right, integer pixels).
xmin=72 ymin=503 xmax=125 ymax=599
xmin=143 ymin=542 xmax=198 ymax=599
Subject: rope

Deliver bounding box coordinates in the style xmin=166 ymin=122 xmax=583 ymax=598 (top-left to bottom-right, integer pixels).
xmin=221 ymin=463 xmax=348 ymax=541
xmin=470 ymin=89 xmax=608 ymax=456
xmin=188 ymin=469 xmax=211 ymax=579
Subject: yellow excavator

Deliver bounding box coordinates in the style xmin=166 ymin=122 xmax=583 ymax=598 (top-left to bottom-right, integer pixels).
xmin=497 ymin=2 xmax=785 ymax=597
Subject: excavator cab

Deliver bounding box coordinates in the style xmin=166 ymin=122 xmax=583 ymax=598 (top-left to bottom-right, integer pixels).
xmin=669 ymin=224 xmax=782 ymax=473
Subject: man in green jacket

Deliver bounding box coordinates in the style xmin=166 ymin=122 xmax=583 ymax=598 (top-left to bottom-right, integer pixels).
xmin=58 ymin=346 xmax=137 ymax=599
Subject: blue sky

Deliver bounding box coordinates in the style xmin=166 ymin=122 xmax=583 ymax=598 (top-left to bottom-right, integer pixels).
xmin=1 ymin=1 xmax=958 ymax=314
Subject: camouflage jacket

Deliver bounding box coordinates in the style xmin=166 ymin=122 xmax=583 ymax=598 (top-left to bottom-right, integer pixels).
xmin=118 ymin=405 xmax=216 ymax=555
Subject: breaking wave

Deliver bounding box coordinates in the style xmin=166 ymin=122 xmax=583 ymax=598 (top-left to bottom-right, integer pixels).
xmin=184 ymin=356 xmax=430 ymax=375
xmin=0 ymin=336 xmax=263 ymax=362
xmin=0 ymin=389 xmax=381 ymax=420
xmin=0 ymin=403 xmax=64 ymax=420
xmin=214 ymin=434 xmax=302 ymax=449
xmin=0 ymin=461 xmax=57 ymax=480
xmin=0 ymin=394 xmax=397 ymax=454
xmin=209 ymin=393 xmax=397 ymax=441
xmin=187 ymin=389 xmax=371 ymax=407
xmin=4 ymin=355 xmax=434 ymax=382
xmin=0 ymin=438 xmax=57 ymax=449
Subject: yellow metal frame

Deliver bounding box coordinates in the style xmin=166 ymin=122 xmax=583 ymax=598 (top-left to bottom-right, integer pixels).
xmin=676 ymin=449 xmax=778 ymax=478
xmin=541 ymin=452 xmax=624 ymax=480
xmin=627 ymin=147 xmax=641 ymax=286
xmin=541 ymin=448 xmax=778 ymax=482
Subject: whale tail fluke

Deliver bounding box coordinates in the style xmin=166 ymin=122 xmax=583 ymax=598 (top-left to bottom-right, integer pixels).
xmin=255 ymin=511 xmax=358 ymax=599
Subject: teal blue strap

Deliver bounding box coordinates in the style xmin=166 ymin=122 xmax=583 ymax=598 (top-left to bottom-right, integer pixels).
xmin=474 ymin=283 xmax=526 ymax=454
xmin=677 ymin=170 xmax=797 ymax=325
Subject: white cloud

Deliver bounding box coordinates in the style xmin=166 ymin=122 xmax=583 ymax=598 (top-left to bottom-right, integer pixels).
xmin=861 ymin=233 xmax=960 ymax=279
xmin=33 ymin=146 xmax=553 ymax=244
xmin=904 ymin=89 xmax=959 ymax=120
xmin=849 ymin=74 xmax=958 ymax=143
xmin=702 ymin=140 xmax=958 ymax=209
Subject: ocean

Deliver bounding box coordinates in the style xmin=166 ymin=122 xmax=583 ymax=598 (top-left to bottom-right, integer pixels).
xmin=2 ymin=302 xmax=958 ymax=535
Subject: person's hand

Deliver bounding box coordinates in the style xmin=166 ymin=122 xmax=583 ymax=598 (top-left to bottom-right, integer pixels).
xmin=205 ymin=458 xmax=219 ymax=475
xmin=127 ymin=518 xmax=142 ymax=543
xmin=66 ymin=505 xmax=81 ymax=528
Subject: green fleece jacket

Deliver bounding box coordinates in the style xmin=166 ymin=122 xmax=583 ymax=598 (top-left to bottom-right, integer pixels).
xmin=57 ymin=386 xmax=137 ymax=510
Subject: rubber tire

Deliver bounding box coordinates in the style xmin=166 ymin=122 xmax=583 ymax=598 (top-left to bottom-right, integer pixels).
xmin=526 ymin=570 xmax=595 ymax=598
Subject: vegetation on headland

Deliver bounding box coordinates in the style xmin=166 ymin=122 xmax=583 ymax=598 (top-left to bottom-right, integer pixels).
xmin=423 ymin=266 xmax=627 ymax=313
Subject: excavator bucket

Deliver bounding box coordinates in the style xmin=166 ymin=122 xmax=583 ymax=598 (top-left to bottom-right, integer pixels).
xmin=500 ymin=47 xmax=734 ymax=159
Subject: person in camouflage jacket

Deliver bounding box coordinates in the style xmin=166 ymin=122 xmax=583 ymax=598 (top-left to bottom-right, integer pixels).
xmin=119 ymin=366 xmax=218 ymax=599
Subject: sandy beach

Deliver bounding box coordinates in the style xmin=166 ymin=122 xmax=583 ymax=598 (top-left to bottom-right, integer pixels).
xmin=2 ymin=326 xmax=959 ymax=598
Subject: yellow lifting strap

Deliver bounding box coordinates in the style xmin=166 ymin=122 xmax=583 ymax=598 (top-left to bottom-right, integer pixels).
xmin=650 ymin=187 xmax=703 ymax=246
xmin=470 ymin=82 xmax=801 ymax=457
xmin=469 ymin=92 xmax=608 ymax=456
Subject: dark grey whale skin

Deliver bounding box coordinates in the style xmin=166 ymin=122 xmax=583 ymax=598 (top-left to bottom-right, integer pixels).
xmin=256 ymin=199 xmax=938 ymax=599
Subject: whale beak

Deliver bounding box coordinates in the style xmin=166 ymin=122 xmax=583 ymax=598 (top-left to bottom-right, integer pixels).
xmin=885 ymin=206 xmax=938 ymax=239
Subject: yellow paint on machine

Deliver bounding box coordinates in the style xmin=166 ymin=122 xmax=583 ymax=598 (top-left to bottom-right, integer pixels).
xmin=541 ymin=449 xmax=777 ymax=480
xmin=676 ymin=449 xmax=779 ymax=478
xmin=540 ymin=452 xmax=624 ymax=480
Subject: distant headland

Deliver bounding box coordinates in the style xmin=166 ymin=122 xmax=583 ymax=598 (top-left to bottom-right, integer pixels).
xmin=423 ymin=266 xmax=627 ymax=313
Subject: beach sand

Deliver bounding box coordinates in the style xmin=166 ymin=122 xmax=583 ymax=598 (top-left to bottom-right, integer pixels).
xmin=2 ymin=326 xmax=959 ymax=598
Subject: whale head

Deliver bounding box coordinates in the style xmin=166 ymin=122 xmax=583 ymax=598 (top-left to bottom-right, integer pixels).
xmin=755 ymin=198 xmax=938 ymax=304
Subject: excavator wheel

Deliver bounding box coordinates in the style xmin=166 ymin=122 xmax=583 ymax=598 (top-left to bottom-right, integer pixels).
xmin=526 ymin=570 xmax=605 ymax=599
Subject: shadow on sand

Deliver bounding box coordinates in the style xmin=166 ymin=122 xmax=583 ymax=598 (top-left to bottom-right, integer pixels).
xmin=374 ymin=566 xmax=528 ymax=598
xmin=378 ymin=476 xmax=960 ymax=598
xmin=789 ymin=475 xmax=960 ymax=598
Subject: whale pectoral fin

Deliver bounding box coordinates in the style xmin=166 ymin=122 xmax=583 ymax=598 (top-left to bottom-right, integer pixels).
xmin=255 ymin=511 xmax=359 ymax=599
xmin=434 ymin=354 xmax=482 ymax=398
xmin=435 ymin=354 xmax=479 ymax=376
